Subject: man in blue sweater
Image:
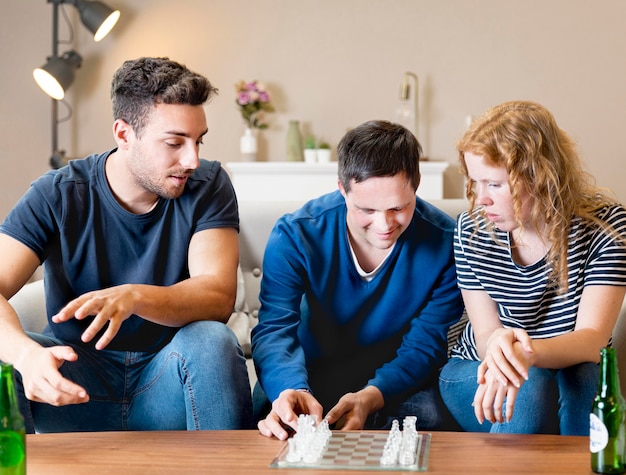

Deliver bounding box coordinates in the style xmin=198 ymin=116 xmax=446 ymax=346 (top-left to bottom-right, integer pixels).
xmin=252 ymin=120 xmax=464 ymax=440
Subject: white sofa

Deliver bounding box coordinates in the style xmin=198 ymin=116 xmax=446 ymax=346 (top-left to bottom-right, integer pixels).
xmin=9 ymin=198 xmax=626 ymax=394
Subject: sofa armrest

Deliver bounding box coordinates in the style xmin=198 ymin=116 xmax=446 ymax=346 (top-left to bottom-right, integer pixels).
xmin=9 ymin=279 xmax=47 ymax=333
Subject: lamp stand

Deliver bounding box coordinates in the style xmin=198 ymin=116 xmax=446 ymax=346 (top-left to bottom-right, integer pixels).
xmin=48 ymin=0 xmax=67 ymax=169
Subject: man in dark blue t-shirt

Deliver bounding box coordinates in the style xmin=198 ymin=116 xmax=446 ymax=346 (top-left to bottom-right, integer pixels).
xmin=0 ymin=57 xmax=252 ymax=432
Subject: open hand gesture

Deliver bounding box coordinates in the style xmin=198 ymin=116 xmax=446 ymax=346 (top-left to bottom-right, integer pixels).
xmin=52 ymin=285 xmax=136 ymax=350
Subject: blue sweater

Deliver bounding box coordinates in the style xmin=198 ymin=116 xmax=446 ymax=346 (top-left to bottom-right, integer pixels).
xmin=251 ymin=191 xmax=463 ymax=408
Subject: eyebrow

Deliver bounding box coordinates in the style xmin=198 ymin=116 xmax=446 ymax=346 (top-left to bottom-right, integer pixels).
xmin=164 ymin=128 xmax=209 ymax=138
xmin=356 ymin=201 xmax=412 ymax=211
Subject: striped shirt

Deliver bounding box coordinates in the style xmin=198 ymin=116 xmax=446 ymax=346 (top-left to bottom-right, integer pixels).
xmin=450 ymin=204 xmax=626 ymax=361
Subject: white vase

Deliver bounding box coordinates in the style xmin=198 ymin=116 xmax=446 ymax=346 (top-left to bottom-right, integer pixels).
xmin=240 ymin=127 xmax=257 ymax=161
xmin=316 ymin=148 xmax=331 ymax=163
xmin=303 ymin=149 xmax=317 ymax=163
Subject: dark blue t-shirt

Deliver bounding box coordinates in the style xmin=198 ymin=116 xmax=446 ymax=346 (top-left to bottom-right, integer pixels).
xmin=0 ymin=150 xmax=238 ymax=351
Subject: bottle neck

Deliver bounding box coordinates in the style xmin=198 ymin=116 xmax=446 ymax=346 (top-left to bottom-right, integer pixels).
xmin=0 ymin=363 xmax=20 ymax=417
xmin=598 ymin=347 xmax=622 ymax=398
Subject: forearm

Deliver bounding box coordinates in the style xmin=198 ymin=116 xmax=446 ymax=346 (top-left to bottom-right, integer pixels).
xmin=253 ymin=248 xmax=309 ymax=400
xmin=0 ymin=299 xmax=42 ymax=365
xmin=126 ymin=274 xmax=236 ymax=326
xmin=478 ymin=327 xmax=605 ymax=375
xmin=531 ymin=330 xmax=608 ymax=368
xmin=252 ymin=327 xmax=309 ymax=401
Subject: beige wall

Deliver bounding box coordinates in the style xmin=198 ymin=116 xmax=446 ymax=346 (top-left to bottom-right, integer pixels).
xmin=1 ymin=0 xmax=625 ymax=220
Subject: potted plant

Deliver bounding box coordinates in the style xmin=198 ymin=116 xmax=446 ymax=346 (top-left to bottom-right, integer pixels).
xmin=304 ymin=135 xmax=317 ymax=163
xmin=316 ymin=141 xmax=331 ymax=163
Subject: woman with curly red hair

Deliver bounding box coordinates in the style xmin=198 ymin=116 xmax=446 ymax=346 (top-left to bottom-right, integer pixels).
xmin=440 ymin=100 xmax=626 ymax=435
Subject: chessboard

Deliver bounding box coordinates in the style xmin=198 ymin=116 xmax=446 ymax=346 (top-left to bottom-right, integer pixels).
xmin=270 ymin=430 xmax=431 ymax=471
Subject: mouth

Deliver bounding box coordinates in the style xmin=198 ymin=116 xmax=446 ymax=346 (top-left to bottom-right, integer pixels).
xmin=169 ymin=174 xmax=190 ymax=185
xmin=375 ymin=229 xmax=397 ymax=240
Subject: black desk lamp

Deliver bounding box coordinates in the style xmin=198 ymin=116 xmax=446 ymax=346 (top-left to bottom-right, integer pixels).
xmin=33 ymin=0 xmax=120 ymax=169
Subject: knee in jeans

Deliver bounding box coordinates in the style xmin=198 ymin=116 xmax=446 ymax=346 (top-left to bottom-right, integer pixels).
xmin=172 ymin=321 xmax=240 ymax=357
xmin=516 ymin=367 xmax=558 ymax=408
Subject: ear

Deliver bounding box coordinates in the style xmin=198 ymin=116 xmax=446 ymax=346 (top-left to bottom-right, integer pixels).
xmin=338 ymin=179 xmax=347 ymax=199
xmin=112 ymin=119 xmax=134 ymax=150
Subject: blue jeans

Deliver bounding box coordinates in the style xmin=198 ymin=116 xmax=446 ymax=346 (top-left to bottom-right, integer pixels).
xmin=16 ymin=321 xmax=253 ymax=433
xmin=438 ymin=357 xmax=598 ymax=435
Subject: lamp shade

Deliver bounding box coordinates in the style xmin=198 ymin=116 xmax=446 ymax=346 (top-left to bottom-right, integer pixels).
xmin=33 ymin=50 xmax=83 ymax=100
xmin=75 ymin=0 xmax=120 ymax=42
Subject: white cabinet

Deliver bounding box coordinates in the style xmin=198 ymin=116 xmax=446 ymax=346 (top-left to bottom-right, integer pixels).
xmin=226 ymin=161 xmax=449 ymax=202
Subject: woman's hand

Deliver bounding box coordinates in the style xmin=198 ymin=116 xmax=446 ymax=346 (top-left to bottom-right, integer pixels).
xmin=473 ymin=366 xmax=520 ymax=424
xmin=479 ymin=328 xmax=534 ymax=388
xmin=474 ymin=339 xmax=534 ymax=424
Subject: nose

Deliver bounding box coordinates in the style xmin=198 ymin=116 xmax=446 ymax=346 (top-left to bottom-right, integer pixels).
xmin=474 ymin=183 xmax=493 ymax=206
xmin=374 ymin=211 xmax=394 ymax=231
xmin=180 ymin=143 xmax=200 ymax=170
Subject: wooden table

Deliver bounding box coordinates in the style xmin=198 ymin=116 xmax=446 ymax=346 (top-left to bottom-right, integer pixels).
xmin=26 ymin=430 xmax=592 ymax=474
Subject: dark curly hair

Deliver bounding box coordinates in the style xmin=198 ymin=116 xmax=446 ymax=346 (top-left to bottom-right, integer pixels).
xmin=111 ymin=57 xmax=218 ymax=137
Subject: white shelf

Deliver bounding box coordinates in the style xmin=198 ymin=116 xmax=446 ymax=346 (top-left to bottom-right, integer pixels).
xmin=226 ymin=161 xmax=449 ymax=202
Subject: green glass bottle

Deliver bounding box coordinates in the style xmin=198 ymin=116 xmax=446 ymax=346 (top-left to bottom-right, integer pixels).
xmin=0 ymin=363 xmax=25 ymax=475
xmin=591 ymin=347 xmax=626 ymax=474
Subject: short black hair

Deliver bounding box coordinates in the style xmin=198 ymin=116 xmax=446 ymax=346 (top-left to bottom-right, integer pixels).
xmin=337 ymin=120 xmax=421 ymax=193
